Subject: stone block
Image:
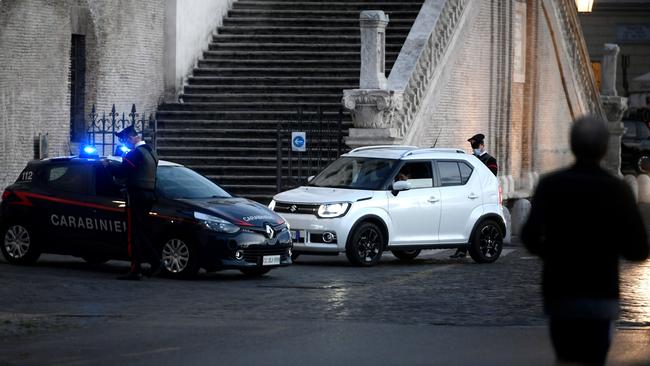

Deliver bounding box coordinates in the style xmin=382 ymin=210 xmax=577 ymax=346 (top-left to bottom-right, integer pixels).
xmin=624 ymin=174 xmax=639 ymax=203
xmin=510 ymin=198 xmax=531 ymax=238
xmin=637 ymin=174 xmax=650 ymax=203
xmin=503 ymin=206 xmax=512 ymax=244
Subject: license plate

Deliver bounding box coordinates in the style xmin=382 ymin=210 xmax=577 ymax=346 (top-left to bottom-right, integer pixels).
xmin=262 ymin=255 xmax=281 ymax=266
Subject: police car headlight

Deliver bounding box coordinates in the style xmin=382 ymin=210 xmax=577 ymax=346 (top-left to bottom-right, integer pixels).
xmin=193 ymin=212 xmax=240 ymax=234
xmin=268 ymin=199 xmax=276 ymax=210
xmin=317 ymin=202 xmax=350 ymax=218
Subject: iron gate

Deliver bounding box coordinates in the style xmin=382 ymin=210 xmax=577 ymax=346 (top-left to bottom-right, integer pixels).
xmin=276 ymin=107 xmax=347 ymax=192
xmin=86 ymin=104 xmax=157 ymax=156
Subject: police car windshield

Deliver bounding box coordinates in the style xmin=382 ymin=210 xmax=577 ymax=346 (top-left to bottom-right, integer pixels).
xmin=308 ymin=157 xmax=398 ymax=190
xmin=156 ymin=166 xmax=231 ymax=199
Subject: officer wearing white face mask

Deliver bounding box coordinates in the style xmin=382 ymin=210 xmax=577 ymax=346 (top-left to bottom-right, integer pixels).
xmin=450 ymin=133 xmax=499 ymax=259
xmin=468 ymin=133 xmax=498 ymax=176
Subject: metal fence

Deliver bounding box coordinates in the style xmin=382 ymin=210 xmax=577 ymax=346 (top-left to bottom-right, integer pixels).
xmin=276 ymin=107 xmax=347 ymax=193
xmin=86 ymin=104 xmax=157 ymax=156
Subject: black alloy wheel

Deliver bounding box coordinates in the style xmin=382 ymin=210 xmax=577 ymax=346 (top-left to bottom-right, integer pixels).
xmin=391 ymin=249 xmax=421 ymax=261
xmin=468 ymin=220 xmax=503 ymax=264
xmin=1 ymin=223 xmax=41 ymax=265
xmin=345 ymin=222 xmax=384 ymax=267
xmin=637 ymin=154 xmax=650 ymax=173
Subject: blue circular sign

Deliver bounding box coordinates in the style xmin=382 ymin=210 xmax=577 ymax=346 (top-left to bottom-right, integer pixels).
xmin=293 ymin=135 xmax=305 ymax=147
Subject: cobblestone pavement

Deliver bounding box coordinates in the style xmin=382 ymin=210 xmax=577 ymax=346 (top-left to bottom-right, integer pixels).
xmin=0 ymin=206 xmax=648 ymax=365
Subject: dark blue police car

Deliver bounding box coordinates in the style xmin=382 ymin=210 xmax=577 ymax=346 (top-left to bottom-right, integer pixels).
xmin=0 ymin=156 xmax=292 ymax=278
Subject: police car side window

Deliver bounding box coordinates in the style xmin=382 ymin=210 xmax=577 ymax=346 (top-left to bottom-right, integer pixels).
xmin=438 ymin=161 xmax=463 ymax=187
xmin=45 ymin=165 xmax=92 ymax=194
xmin=95 ymin=166 xmax=123 ymax=198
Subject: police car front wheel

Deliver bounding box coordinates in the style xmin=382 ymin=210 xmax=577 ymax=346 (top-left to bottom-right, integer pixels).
xmin=1 ymin=223 xmax=41 ymax=265
xmin=161 ymin=237 xmax=200 ymax=278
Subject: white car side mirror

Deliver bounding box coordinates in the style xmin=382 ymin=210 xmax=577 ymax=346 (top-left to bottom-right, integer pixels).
xmin=392 ymin=180 xmax=412 ymax=192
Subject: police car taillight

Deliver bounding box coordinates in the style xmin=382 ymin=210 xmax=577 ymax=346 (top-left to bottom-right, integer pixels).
xmin=1 ymin=190 xmax=11 ymax=202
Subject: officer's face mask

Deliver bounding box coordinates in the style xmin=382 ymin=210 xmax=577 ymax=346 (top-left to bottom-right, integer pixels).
xmin=470 ymin=141 xmax=483 ymax=155
xmin=473 ymin=148 xmax=482 ymax=156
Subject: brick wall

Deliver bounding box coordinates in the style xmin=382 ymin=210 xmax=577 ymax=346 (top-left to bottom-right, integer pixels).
xmin=0 ymin=0 xmax=166 ymax=190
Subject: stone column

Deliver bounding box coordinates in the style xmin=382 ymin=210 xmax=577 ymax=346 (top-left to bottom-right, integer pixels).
xmin=343 ymin=11 xmax=404 ymax=148
xmin=600 ymin=44 xmax=627 ymax=177
xmin=601 ymin=44 xmax=619 ymax=97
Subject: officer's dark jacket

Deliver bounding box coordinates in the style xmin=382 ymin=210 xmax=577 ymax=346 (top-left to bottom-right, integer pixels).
xmin=522 ymin=162 xmax=648 ymax=305
xmin=112 ymin=144 xmax=159 ymax=191
xmin=477 ymin=152 xmax=498 ymax=176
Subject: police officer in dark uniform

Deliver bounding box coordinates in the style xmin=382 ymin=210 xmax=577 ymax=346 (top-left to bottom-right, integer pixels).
xmin=109 ymin=125 xmax=162 ymax=280
xmin=450 ymin=133 xmax=499 ymax=259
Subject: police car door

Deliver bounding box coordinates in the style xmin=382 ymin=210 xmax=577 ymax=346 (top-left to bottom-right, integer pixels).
xmin=41 ymin=162 xmax=96 ymax=251
xmin=387 ymin=160 xmax=441 ymax=245
xmin=87 ymin=163 xmax=128 ymax=257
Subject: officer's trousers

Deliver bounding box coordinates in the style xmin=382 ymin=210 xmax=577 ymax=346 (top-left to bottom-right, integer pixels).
xmin=126 ymin=189 xmax=159 ymax=273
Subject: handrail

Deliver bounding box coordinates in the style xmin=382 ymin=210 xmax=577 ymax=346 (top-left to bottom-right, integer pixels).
xmin=385 ymin=0 xmax=470 ymax=139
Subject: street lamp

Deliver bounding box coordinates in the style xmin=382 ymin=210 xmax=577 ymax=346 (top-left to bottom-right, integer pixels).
xmin=575 ymin=0 xmax=594 ymax=12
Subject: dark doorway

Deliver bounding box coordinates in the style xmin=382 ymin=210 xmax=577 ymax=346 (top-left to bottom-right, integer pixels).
xmin=70 ymin=34 xmax=86 ymax=142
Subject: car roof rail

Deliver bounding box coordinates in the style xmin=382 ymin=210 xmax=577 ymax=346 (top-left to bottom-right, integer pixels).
xmin=348 ymin=145 xmax=418 ymax=154
xmin=401 ymin=148 xmax=466 ymax=158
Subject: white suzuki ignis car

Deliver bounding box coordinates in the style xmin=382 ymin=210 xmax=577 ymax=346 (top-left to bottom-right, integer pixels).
xmin=270 ymin=146 xmax=506 ymax=266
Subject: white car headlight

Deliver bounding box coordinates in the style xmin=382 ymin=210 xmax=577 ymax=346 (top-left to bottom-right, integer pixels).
xmin=317 ymin=202 xmax=350 ymax=218
xmin=194 ymin=212 xmax=240 ymax=234
xmin=268 ymin=199 xmax=276 ymax=210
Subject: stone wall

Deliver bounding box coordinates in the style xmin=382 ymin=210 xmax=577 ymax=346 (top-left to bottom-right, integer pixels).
xmin=0 ymin=0 xmax=233 ymax=191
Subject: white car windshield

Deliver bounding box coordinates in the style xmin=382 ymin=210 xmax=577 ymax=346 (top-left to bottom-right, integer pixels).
xmin=308 ymin=157 xmax=398 ymax=190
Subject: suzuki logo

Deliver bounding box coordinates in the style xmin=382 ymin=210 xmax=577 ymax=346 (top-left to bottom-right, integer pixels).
xmin=289 ymin=205 xmax=297 ymax=212
xmin=265 ymin=224 xmax=275 ymax=239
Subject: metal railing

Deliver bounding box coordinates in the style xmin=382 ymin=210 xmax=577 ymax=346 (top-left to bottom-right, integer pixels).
xmin=276 ymin=107 xmax=346 ymax=193
xmin=86 ymin=104 xmax=157 ymax=156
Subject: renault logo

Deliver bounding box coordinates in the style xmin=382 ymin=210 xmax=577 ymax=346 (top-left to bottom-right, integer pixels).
xmin=265 ymin=224 xmax=275 ymax=239
xmin=289 ymin=205 xmax=297 ymax=213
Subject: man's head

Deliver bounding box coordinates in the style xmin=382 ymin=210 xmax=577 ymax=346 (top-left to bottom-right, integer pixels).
xmin=468 ymin=133 xmax=485 ymax=154
xmin=570 ymin=116 xmax=609 ymax=163
xmin=115 ymin=125 xmax=140 ymax=149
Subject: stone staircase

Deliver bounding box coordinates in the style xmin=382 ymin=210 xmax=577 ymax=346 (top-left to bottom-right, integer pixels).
xmin=156 ymin=0 xmax=424 ymax=203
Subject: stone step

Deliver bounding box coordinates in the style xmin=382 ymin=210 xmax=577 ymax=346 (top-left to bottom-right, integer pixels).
xmin=221 ymin=17 xmax=416 ymax=27
xmin=202 ymin=50 xmax=398 ymax=60
xmin=196 ymin=58 xmax=394 ymax=69
xmin=215 ymin=26 xmax=412 ymax=36
xmin=156 ymin=110 xmax=349 ymax=121
xmin=232 ymin=2 xmax=423 ymax=11
xmin=158 ymin=102 xmax=343 ymax=112
xmin=156 ymin=137 xmax=343 ymax=149
xmin=156 ymin=119 xmax=351 ymax=130
xmin=157 ymin=127 xmax=345 ymax=138
xmin=183 ymin=84 xmax=356 ymax=94
xmin=211 ymin=34 xmax=407 ymax=44
xmin=191 ymin=67 xmax=372 ymax=77
xmin=185 ymin=76 xmax=358 ymax=85
xmin=207 ymin=42 xmax=404 ymax=52
xmin=227 ymin=9 xmax=420 ymax=19
xmin=179 ymin=93 xmax=343 ymax=103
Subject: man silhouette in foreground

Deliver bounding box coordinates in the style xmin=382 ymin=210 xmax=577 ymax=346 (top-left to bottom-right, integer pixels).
xmin=522 ymin=116 xmax=648 ymax=365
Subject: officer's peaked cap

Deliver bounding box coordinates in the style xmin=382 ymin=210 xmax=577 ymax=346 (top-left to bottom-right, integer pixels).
xmin=115 ymin=125 xmax=138 ymax=139
xmin=467 ymin=133 xmax=485 ymax=144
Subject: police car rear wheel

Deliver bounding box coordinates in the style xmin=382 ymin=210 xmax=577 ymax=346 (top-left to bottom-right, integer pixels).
xmin=1 ymin=223 xmax=41 ymax=265
xmin=161 ymin=237 xmax=199 ymax=278
xmin=391 ymin=249 xmax=421 ymax=261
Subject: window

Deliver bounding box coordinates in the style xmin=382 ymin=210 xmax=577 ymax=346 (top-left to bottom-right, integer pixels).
xmin=156 ymin=166 xmax=230 ymax=199
xmin=459 ymin=162 xmax=474 ymax=185
xmin=45 ymin=164 xmax=91 ymax=194
xmin=309 ymin=157 xmax=398 ymax=190
xmin=94 ymin=166 xmax=123 ymax=198
xmin=438 ymin=161 xmax=463 ymax=187
xmin=70 ymin=34 xmax=86 ymax=142
xmin=394 ymin=161 xmax=433 ymax=188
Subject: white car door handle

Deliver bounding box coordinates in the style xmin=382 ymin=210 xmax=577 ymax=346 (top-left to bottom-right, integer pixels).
xmin=428 ymin=196 xmax=440 ymax=203
xmin=468 ymin=193 xmax=479 ymax=199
